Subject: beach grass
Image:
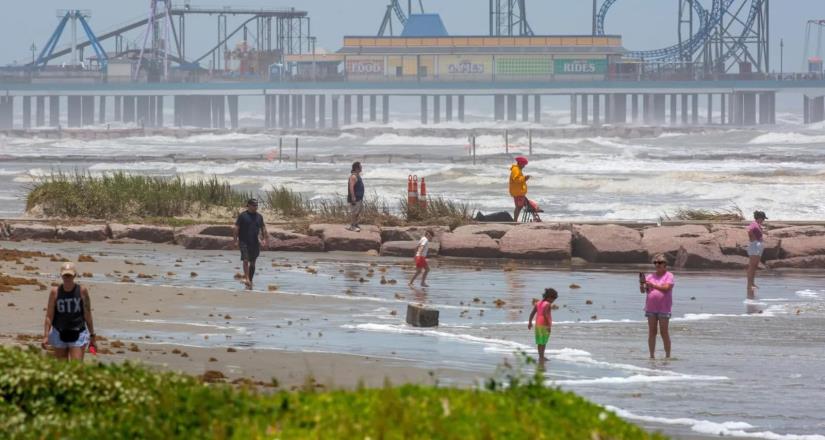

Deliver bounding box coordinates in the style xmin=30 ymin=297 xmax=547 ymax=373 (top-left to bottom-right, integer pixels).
xmin=26 ymin=171 xmax=252 ymax=220
xmin=0 ymin=346 xmax=663 ymax=439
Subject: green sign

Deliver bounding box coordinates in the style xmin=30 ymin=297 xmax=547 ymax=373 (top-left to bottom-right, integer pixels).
xmin=554 ymin=59 xmax=607 ymax=75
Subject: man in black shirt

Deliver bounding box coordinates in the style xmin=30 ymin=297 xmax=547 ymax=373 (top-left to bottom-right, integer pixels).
xmin=233 ymin=198 xmax=269 ymax=289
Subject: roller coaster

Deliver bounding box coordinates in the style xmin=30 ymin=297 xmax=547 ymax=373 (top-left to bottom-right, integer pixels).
xmin=596 ymin=0 xmax=769 ymax=73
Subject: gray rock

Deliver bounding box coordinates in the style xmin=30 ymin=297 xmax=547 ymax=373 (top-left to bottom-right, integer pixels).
xmin=499 ymin=225 xmax=572 ymax=261
xmin=439 ymin=232 xmax=501 ymax=258
xmin=179 ymin=234 xmax=235 ymax=250
xmin=57 ymin=224 xmax=110 ymax=242
xmin=380 ymin=240 xmax=441 ymax=257
xmin=308 ymin=224 xmax=381 ymax=252
xmin=109 ymin=224 xmax=175 ymax=243
xmin=573 ymin=224 xmax=647 ymax=263
xmin=8 ymin=223 xmax=57 ymax=241
xmin=406 ymin=304 xmax=439 ymax=327
xmin=452 ymin=224 xmax=514 ymax=239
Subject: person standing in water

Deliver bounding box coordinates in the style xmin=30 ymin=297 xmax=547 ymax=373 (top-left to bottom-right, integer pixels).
xmin=509 ymin=156 xmax=530 ymax=222
xmin=42 ymin=262 xmax=97 ymax=361
xmin=347 ymin=162 xmax=364 ymax=232
xmin=408 ymin=230 xmax=434 ymax=288
xmin=746 ymin=210 xmax=767 ymax=299
xmin=640 ymin=254 xmax=674 ymax=359
xmin=528 ymin=288 xmax=558 ymax=366
xmin=233 ymin=198 xmax=269 ymax=289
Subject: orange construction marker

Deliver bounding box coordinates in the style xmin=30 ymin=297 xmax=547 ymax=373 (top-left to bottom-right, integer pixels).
xmin=419 ymin=177 xmax=428 ymax=210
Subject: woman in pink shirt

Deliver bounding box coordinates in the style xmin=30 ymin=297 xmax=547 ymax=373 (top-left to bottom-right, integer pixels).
xmin=640 ymin=254 xmax=675 ymax=359
xmin=746 ymin=210 xmax=767 ymax=299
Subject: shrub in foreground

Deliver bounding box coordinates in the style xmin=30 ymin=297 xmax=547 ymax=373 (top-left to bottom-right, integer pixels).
xmin=0 ymin=346 xmax=663 ymax=439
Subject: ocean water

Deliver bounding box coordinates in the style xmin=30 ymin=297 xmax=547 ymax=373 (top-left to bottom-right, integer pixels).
xmin=1 ymin=112 xmax=825 ymax=220
xmin=8 ymin=241 xmax=825 ymax=439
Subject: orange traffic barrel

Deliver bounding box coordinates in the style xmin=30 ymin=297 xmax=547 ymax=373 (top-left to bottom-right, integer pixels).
xmin=408 ymin=175 xmax=419 ymax=207
xmin=419 ymin=177 xmax=428 ymax=210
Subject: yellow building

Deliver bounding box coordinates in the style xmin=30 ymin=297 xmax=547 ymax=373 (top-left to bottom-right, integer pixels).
xmin=337 ymin=35 xmax=624 ymax=82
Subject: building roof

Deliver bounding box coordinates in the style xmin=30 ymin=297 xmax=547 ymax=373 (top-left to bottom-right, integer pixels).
xmin=401 ymin=14 xmax=448 ymax=37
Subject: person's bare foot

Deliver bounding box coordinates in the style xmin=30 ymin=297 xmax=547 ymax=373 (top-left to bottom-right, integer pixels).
xmin=243 ymin=279 xmax=252 ymax=289
xmin=408 ymin=281 xmax=414 ymax=287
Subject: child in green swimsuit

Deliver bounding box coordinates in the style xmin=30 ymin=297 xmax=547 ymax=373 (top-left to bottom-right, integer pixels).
xmin=528 ymin=288 xmax=558 ymax=366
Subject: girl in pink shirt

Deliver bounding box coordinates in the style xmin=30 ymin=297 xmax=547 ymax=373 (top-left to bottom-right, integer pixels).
xmin=640 ymin=254 xmax=675 ymax=359
xmin=746 ymin=210 xmax=767 ymax=299
xmin=528 ymin=288 xmax=558 ymax=366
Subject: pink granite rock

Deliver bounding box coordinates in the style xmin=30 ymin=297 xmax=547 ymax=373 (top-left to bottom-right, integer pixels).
xmin=573 ymin=224 xmax=647 ymax=263
xmin=109 ymin=224 xmax=174 ymax=243
xmin=439 ymin=232 xmax=501 ymax=258
xmin=8 ymin=223 xmax=57 ymax=241
xmin=308 ymin=224 xmax=381 ymax=252
xmin=499 ymin=225 xmax=572 ymax=261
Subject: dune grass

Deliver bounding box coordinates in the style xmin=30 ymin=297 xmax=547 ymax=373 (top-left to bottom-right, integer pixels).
xmin=663 ymin=206 xmax=744 ymax=222
xmin=26 ymin=171 xmax=252 ymax=220
xmin=0 ymin=346 xmax=664 ymax=439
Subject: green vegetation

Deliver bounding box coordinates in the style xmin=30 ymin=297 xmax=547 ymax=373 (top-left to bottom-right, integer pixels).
xmin=663 ymin=206 xmax=744 ymax=222
xmin=0 ymin=346 xmax=663 ymax=439
xmin=26 ymin=171 xmax=252 ymax=220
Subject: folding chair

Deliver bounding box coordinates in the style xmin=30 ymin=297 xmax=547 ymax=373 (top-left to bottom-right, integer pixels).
xmin=519 ymin=198 xmax=543 ymax=223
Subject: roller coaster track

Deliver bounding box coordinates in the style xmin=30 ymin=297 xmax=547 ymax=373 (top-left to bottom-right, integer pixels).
xmin=596 ymin=0 xmax=762 ymax=63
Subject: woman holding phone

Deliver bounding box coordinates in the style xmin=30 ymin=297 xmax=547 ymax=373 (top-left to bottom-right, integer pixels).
xmin=640 ymin=254 xmax=674 ymax=359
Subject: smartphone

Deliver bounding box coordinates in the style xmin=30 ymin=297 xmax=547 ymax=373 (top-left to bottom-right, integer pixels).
xmin=638 ymin=272 xmax=646 ymax=293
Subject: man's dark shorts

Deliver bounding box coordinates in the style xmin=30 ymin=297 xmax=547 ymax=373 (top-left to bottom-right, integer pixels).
xmin=239 ymin=241 xmax=260 ymax=262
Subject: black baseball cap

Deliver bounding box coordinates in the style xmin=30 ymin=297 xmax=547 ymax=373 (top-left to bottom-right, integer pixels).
xmin=754 ymin=210 xmax=767 ymax=220
xmin=247 ymin=198 xmax=259 ymax=206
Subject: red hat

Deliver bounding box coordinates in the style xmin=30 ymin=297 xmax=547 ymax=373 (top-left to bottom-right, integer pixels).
xmin=515 ymin=156 xmax=528 ymax=166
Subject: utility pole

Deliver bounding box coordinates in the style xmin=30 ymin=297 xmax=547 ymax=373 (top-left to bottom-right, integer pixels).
xmin=780 ymin=38 xmax=784 ymax=76
xmin=30 ymin=43 xmax=37 ymax=64
xmin=592 ymin=0 xmax=598 ymax=35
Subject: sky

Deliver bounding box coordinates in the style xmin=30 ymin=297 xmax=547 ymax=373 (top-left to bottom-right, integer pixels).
xmin=1 ymin=0 xmax=822 ymax=72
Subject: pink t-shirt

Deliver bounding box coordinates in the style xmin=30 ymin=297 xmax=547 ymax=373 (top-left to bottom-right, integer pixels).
xmin=747 ymin=221 xmax=763 ymax=242
xmin=536 ymin=300 xmax=552 ymax=327
xmin=645 ymin=272 xmax=674 ymax=314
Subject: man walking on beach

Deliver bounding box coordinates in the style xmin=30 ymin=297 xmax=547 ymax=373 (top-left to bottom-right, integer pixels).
xmin=233 ymin=198 xmax=269 ymax=290
xmin=347 ymin=162 xmax=365 ymax=232
xmin=509 ymin=156 xmax=530 ymax=221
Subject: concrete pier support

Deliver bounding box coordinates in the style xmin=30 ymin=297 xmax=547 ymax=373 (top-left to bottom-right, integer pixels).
xmin=114 ymin=96 xmax=122 ymax=122
xmin=732 ymin=93 xmax=744 ymax=126
xmin=506 ymin=95 xmax=517 ymax=121
xmin=631 ymin=94 xmax=639 ymax=123
xmin=305 ymin=95 xmax=316 ymax=129
xmin=420 ymin=95 xmax=428 ymax=124
xmin=653 ymin=94 xmax=666 ymax=124
xmin=67 ymin=96 xmax=82 ymax=128
xmin=296 ymin=95 xmax=304 ymax=128
xmin=228 ymin=95 xmax=238 ymax=129
xmin=49 ymin=96 xmax=60 ymax=127
xmin=494 ymin=94 xmax=505 ymax=121
xmin=332 ymin=95 xmax=340 ymax=129
xmin=742 ymin=93 xmax=757 ymax=126
xmin=445 ymin=95 xmax=453 ymax=122
xmin=123 ymin=96 xmax=135 ymax=123
xmin=22 ymin=96 xmax=31 ymax=129
xmin=290 ymin=95 xmax=299 ymax=128
xmin=98 ymin=96 xmax=106 ymax=124
xmin=707 ymin=94 xmax=713 ymax=124
xmin=758 ymin=92 xmax=775 ymax=125
xmin=534 ymin=95 xmax=541 ymax=123
xmin=137 ymin=96 xmax=151 ymax=127
xmin=605 ymin=94 xmax=612 ymax=123
xmin=381 ymin=95 xmax=389 ymax=124
xmin=691 ymin=94 xmax=699 ymax=125
xmin=81 ymin=96 xmax=94 ymax=126
xmin=0 ymin=97 xmax=12 ymax=129
xmin=720 ymin=94 xmax=727 ymax=124
xmin=369 ymin=95 xmax=377 ymax=122
xmin=570 ymin=95 xmax=578 ymax=124
xmin=642 ymin=94 xmax=651 ymax=124
xmin=319 ymin=95 xmax=327 ymax=128
xmin=36 ymin=96 xmax=45 ymax=127
xmin=264 ymin=95 xmax=274 ymax=128
xmin=593 ymin=94 xmax=601 ymax=126
xmin=612 ymin=94 xmax=627 ymax=124
xmin=279 ymin=95 xmax=288 ymax=128
xmin=521 ymin=94 xmax=529 ymax=122
xmin=344 ymin=95 xmax=352 ymax=125
xmin=433 ymin=95 xmax=441 ymax=124
xmin=581 ymin=94 xmax=589 ymax=125
xmin=155 ymin=96 xmax=164 ymax=127
xmin=458 ymin=95 xmax=465 ymax=122
xmin=810 ymin=96 xmax=824 ymax=124
xmin=356 ymin=95 xmax=364 ymax=123
xmin=669 ymin=94 xmax=677 ymax=125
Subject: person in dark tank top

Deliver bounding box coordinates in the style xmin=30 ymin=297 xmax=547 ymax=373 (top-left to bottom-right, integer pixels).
xmin=42 ymin=262 xmax=97 ymax=361
xmin=347 ymin=161 xmax=364 ymax=232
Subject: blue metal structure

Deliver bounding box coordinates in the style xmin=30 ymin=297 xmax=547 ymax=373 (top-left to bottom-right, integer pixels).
xmin=401 ymin=14 xmax=448 ymax=37
xmin=34 ymin=11 xmax=108 ymax=70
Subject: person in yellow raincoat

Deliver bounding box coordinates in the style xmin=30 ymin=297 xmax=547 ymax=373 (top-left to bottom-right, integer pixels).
xmin=509 ymin=156 xmax=530 ymax=221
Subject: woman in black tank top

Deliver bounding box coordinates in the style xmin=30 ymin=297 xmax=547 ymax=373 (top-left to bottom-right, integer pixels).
xmin=42 ymin=262 xmax=97 ymax=361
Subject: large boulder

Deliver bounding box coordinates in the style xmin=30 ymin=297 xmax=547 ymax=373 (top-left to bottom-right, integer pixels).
xmin=308 ymin=224 xmax=381 ymax=252
xmin=499 ymin=225 xmax=572 ymax=261
xmin=674 ymin=241 xmax=749 ymax=269
xmin=109 ymin=224 xmax=175 ymax=243
xmin=768 ymin=225 xmax=825 ymax=239
xmin=710 ymin=225 xmax=781 ymax=260
xmin=57 ymin=225 xmax=110 ymax=242
xmin=179 ymin=234 xmax=235 ymax=250
xmin=439 ymin=232 xmax=501 ymax=258
xmin=268 ymin=228 xmax=306 ymax=241
xmin=380 ymin=226 xmax=449 ymax=242
xmin=406 ymin=304 xmax=439 ymax=327
xmin=452 ymin=224 xmax=514 ymax=239
xmin=8 ymin=223 xmax=57 ymax=241
xmin=380 ymin=240 xmax=441 ymax=257
xmin=268 ymin=236 xmax=325 ymax=252
xmin=767 ymin=255 xmax=825 ymax=269
xmin=175 ymin=224 xmax=233 ymax=244
xmin=573 ymin=224 xmax=647 ymax=263
xmin=641 ymin=225 xmax=710 ymax=263
xmin=769 ymin=226 xmax=825 ymax=259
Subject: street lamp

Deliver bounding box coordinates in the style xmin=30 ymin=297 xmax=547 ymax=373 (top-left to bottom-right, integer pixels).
xmin=30 ymin=43 xmax=37 ymax=64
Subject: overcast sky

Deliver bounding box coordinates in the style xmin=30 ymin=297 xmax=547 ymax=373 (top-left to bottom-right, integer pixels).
xmin=1 ymin=0 xmax=821 ymax=72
